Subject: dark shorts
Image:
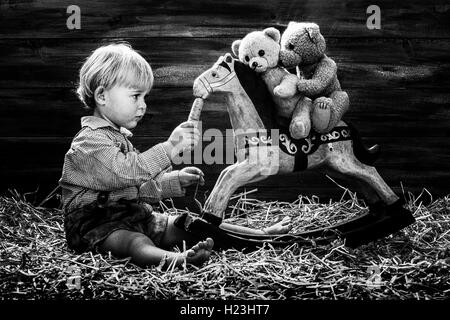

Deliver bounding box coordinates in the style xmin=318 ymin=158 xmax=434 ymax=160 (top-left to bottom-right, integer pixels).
xmin=64 ymin=199 xmax=168 ymax=253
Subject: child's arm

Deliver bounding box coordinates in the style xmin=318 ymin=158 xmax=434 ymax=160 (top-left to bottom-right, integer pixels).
xmin=66 ymin=121 xmax=199 ymax=191
xmin=66 ymin=130 xmax=172 ymax=190
xmin=139 ymin=167 xmax=204 ymax=203
xmin=139 ymin=170 xmax=186 ymax=203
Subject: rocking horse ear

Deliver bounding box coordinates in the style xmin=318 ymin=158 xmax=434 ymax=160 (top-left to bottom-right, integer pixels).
xmin=231 ymin=40 xmax=241 ymax=57
xmin=263 ymin=27 xmax=281 ymax=43
xmin=224 ymin=53 xmax=233 ymax=63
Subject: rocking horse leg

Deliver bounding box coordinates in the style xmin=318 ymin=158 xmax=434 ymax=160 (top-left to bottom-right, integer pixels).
xmin=350 ymin=180 xmax=383 ymax=207
xmin=202 ymin=149 xmax=248 ymax=218
xmin=326 ymin=147 xmax=415 ymax=247
xmin=203 ymin=161 xmax=262 ymax=221
xmin=203 ymin=147 xmax=278 ymax=222
xmin=324 ymin=169 xmax=382 ymax=205
xmin=327 ymin=150 xmax=398 ymax=205
xmin=203 ymin=165 xmax=232 ymax=215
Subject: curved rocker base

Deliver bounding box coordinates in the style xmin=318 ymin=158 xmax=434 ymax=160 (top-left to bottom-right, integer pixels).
xmin=175 ymin=199 xmax=415 ymax=251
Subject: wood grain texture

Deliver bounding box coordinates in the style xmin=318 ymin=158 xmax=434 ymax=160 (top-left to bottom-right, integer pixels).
xmin=1 ymin=0 xmax=449 ymax=38
xmin=4 ymin=136 xmax=449 ymax=167
xmin=1 ymin=38 xmax=450 ymax=89
xmin=1 ymin=87 xmax=449 ymax=137
xmin=1 ymin=0 xmax=449 ymax=202
xmin=2 ymin=137 xmax=449 ymax=197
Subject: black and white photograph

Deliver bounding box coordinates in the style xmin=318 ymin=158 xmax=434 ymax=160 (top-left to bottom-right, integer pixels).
xmin=0 ymin=0 xmax=449 ymax=312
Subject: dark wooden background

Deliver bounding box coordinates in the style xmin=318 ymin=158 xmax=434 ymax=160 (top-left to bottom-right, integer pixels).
xmin=0 ymin=0 xmax=449 ymax=209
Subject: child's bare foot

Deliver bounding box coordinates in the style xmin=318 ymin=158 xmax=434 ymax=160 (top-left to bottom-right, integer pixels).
xmin=184 ymin=238 xmax=214 ymax=266
xmin=262 ymin=216 xmax=292 ymax=235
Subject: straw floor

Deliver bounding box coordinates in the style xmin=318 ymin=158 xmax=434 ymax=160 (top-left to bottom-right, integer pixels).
xmin=1 ymin=188 xmax=449 ymax=299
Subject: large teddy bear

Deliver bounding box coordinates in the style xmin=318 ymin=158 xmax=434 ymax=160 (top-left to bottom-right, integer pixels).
xmin=231 ymin=28 xmax=314 ymax=139
xmin=279 ymin=21 xmax=349 ymax=133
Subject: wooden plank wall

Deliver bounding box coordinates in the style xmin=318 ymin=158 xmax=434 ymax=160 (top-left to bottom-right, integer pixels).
xmin=0 ymin=0 xmax=449 ymax=209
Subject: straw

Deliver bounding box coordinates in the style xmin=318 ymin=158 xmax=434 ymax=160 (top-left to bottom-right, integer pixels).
xmin=0 ymin=187 xmax=449 ymax=299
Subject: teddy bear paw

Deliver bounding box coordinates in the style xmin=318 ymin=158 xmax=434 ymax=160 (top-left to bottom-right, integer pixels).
xmin=274 ymin=85 xmax=295 ymax=99
xmin=312 ymin=97 xmax=333 ymax=133
xmin=289 ymin=119 xmax=310 ymax=139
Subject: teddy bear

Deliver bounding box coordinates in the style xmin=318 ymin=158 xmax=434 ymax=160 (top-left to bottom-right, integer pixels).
xmin=231 ymin=27 xmax=315 ymax=139
xmin=279 ymin=21 xmax=349 ymax=133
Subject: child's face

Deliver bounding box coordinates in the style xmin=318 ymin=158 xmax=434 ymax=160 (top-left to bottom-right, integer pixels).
xmin=101 ymin=84 xmax=148 ymax=129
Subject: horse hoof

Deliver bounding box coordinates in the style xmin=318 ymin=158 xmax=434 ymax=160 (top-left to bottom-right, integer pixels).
xmin=344 ymin=200 xmax=415 ymax=248
xmin=386 ymin=199 xmax=416 ymax=225
xmin=201 ymin=210 xmax=223 ymax=226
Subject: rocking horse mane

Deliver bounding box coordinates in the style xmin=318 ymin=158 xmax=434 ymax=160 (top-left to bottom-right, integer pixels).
xmin=232 ymin=59 xmax=277 ymax=130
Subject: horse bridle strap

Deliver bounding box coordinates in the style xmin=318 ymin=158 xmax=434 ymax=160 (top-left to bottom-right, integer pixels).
xmin=199 ymin=62 xmax=236 ymax=93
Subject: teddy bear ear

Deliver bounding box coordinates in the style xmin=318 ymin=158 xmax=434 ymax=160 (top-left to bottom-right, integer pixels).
xmin=306 ymin=25 xmax=320 ymax=44
xmin=231 ymin=40 xmax=241 ymax=57
xmin=263 ymin=27 xmax=281 ymax=43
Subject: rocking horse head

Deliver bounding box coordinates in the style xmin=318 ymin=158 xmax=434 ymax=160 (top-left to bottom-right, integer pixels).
xmin=193 ymin=53 xmax=237 ymax=98
xmin=193 ymin=53 xmax=277 ymax=129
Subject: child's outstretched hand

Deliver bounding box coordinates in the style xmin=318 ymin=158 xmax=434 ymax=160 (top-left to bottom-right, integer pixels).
xmin=164 ymin=121 xmax=200 ymax=160
xmin=179 ymin=167 xmax=205 ymax=188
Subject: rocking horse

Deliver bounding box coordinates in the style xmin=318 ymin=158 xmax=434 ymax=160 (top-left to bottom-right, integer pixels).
xmin=175 ymin=53 xmax=415 ymax=249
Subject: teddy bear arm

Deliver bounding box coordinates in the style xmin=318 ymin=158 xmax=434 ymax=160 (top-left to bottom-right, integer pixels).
xmin=273 ymin=73 xmax=298 ymax=98
xmin=297 ymin=58 xmax=337 ymax=96
xmin=278 ymin=73 xmax=299 ymax=96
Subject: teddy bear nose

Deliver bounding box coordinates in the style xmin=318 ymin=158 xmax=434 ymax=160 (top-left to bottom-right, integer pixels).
xmin=251 ymin=62 xmax=258 ymax=68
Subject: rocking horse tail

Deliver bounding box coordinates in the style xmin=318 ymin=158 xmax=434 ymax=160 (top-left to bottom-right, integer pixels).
xmin=347 ymin=122 xmax=381 ymax=166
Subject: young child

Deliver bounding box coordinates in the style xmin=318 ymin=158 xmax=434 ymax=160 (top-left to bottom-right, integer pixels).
xmin=59 ymin=43 xmax=292 ymax=269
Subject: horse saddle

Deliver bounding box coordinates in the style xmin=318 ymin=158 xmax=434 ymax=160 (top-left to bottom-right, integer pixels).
xmin=237 ymin=125 xmax=353 ymax=172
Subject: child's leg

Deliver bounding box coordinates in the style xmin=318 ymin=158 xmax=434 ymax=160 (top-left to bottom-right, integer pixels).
xmin=159 ymin=216 xmax=214 ymax=250
xmin=158 ymin=214 xmax=290 ymax=252
xmin=99 ymin=229 xmax=213 ymax=268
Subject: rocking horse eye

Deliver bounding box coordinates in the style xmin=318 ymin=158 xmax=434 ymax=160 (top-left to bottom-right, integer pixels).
xmin=245 ymin=56 xmax=250 ymax=62
xmin=258 ymin=50 xmax=265 ymax=56
xmin=211 ymin=71 xmax=218 ymax=77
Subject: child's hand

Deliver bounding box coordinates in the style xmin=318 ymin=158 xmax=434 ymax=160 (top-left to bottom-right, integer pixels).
xmin=179 ymin=167 xmax=205 ymax=188
xmin=164 ymin=121 xmax=200 ymax=160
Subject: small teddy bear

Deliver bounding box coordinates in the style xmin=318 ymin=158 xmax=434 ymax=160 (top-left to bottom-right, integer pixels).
xmin=279 ymin=21 xmax=349 ymax=133
xmin=232 ymin=28 xmax=314 ymax=139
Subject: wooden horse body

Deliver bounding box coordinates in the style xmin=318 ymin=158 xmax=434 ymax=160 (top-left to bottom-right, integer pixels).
xmin=187 ymin=53 xmax=414 ymax=247
xmin=193 ymin=54 xmax=398 ymax=219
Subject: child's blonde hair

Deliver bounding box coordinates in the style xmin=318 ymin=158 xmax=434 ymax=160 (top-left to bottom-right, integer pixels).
xmin=76 ymin=43 xmax=153 ymax=109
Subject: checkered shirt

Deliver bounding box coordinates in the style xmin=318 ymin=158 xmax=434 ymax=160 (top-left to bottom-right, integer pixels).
xmin=59 ymin=116 xmax=185 ymax=213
